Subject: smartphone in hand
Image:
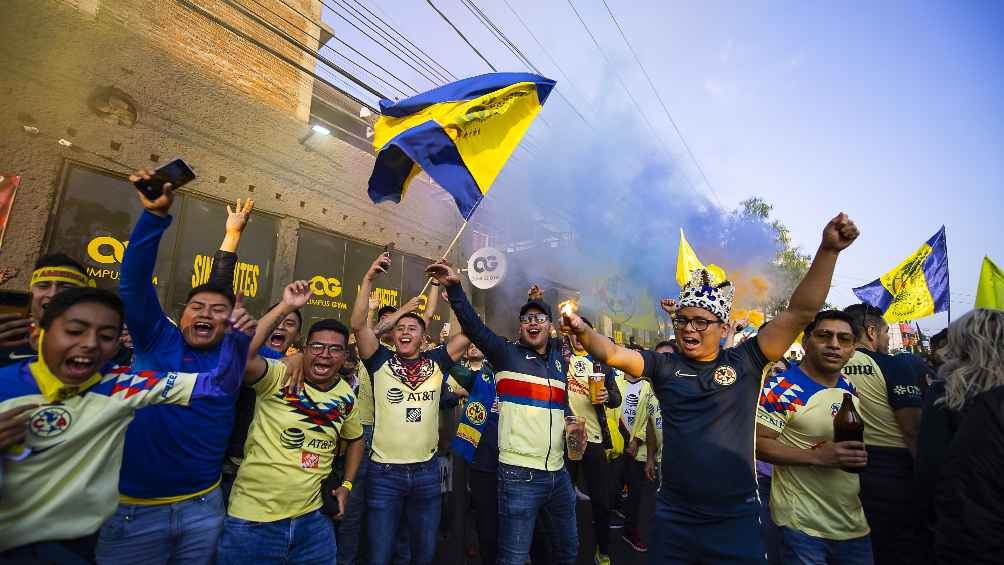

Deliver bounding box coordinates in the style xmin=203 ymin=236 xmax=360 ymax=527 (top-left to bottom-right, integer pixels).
xmin=133 ymin=158 xmax=196 ymax=200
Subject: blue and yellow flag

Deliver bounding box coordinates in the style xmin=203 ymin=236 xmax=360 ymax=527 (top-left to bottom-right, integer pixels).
xmin=853 ymin=226 xmax=949 ymax=322
xmin=975 ymin=256 xmax=1003 ymax=311
xmin=368 ymin=72 xmax=555 ymax=218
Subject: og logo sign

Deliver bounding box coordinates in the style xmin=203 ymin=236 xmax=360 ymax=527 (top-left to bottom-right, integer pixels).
xmin=467 ymin=247 xmax=506 ymax=290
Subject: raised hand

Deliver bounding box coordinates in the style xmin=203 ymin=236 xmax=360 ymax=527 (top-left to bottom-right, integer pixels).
xmin=129 ymin=168 xmax=175 ymax=217
xmin=820 ymin=213 xmax=860 ymax=253
xmin=425 ymin=260 xmax=460 ymax=287
xmin=527 ymin=284 xmax=544 ymax=301
xmin=401 ymin=296 xmax=422 ymax=313
xmin=282 ymin=280 xmax=310 ymax=310
xmin=659 ymin=298 xmax=678 ymax=316
xmin=0 ymin=404 xmax=37 ymax=451
xmin=280 ymin=353 xmax=305 ymax=395
xmin=226 ymin=198 xmax=255 ymax=233
xmin=368 ymin=291 xmax=380 ymax=312
xmin=0 ymin=314 xmax=31 ymax=349
xmin=0 ymin=267 xmax=18 ymax=287
xmin=229 ymin=293 xmax=257 ymax=337
xmin=559 ymin=309 xmax=588 ymax=336
xmin=366 ymin=253 xmax=391 ymax=281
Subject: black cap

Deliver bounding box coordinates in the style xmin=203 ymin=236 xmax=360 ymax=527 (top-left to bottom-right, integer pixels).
xmin=377 ymin=305 xmax=398 ymax=319
xmin=519 ymin=300 xmax=552 ymax=319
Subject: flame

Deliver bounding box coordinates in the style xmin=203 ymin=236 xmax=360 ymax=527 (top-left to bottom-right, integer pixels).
xmin=559 ymin=300 xmax=578 ymax=317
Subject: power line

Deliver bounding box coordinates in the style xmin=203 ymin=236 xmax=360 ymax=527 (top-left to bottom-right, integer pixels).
xmin=315 ymin=0 xmax=443 ymax=87
xmin=240 ymin=0 xmax=416 ymax=97
xmin=425 ymin=0 xmax=497 ymax=72
xmin=328 ymin=0 xmax=450 ymax=84
xmin=564 ymin=0 xmax=721 ymax=207
xmin=599 ymin=0 xmax=723 ymax=206
xmin=348 ymin=0 xmax=458 ymax=81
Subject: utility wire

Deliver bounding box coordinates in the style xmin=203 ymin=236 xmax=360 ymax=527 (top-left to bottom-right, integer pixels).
xmin=267 ymin=0 xmax=421 ymax=95
xmin=239 ymin=0 xmax=414 ymax=97
xmin=425 ymin=0 xmax=497 ymax=72
xmin=329 ymin=0 xmax=450 ymax=84
xmin=599 ymin=0 xmax=723 ymax=206
xmin=348 ymin=0 xmax=458 ymax=81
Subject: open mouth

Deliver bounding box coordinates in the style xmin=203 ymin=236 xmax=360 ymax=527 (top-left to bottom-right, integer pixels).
xmin=526 ymin=328 xmax=542 ymax=338
xmin=269 ymin=331 xmax=286 ymax=349
xmin=681 ymin=336 xmax=701 ymax=348
xmin=399 ymin=336 xmax=413 ymax=345
xmin=312 ymin=361 xmax=333 ymax=377
xmin=193 ymin=322 xmax=214 ymax=338
xmin=65 ymin=355 xmax=96 ymax=377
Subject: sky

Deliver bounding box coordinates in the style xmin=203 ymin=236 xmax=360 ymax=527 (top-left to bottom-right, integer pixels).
xmin=318 ymin=0 xmax=1004 ymax=334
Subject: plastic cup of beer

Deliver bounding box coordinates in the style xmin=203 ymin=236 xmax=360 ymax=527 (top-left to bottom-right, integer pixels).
xmin=589 ymin=373 xmax=606 ymax=404
xmin=564 ymin=415 xmax=586 ymax=461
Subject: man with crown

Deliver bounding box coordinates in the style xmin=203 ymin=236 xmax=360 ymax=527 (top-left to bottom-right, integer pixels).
xmin=561 ymin=213 xmax=859 ymax=564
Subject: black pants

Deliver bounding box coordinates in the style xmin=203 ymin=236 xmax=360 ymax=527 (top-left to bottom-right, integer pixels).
xmin=861 ymin=446 xmax=930 ymax=565
xmin=567 ymin=442 xmax=612 ymax=555
xmin=623 ymin=457 xmax=648 ymax=534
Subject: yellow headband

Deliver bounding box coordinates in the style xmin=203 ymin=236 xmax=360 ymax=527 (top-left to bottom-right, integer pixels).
xmin=29 ymin=329 xmax=103 ymax=402
xmin=30 ymin=267 xmax=95 ymax=289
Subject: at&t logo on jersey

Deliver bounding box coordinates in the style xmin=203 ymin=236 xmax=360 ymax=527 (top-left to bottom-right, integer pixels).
xmin=30 ymin=407 xmax=72 ymax=438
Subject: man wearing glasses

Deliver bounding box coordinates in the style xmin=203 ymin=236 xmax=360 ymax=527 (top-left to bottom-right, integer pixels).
xmin=561 ymin=213 xmax=859 ymax=564
xmin=755 ymin=310 xmax=871 ymax=563
xmin=425 ymin=260 xmax=578 ymax=565
xmin=218 ymin=281 xmax=364 ymax=564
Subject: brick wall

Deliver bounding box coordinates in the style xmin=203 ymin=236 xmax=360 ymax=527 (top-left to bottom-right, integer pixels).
xmin=0 ymin=0 xmax=462 ymax=300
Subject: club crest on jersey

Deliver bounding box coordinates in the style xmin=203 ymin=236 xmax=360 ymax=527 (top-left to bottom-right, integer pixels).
xmin=466 ymin=402 xmax=488 ymax=426
xmin=573 ymin=359 xmax=590 ymax=376
xmin=713 ymin=366 xmax=738 ymax=387
xmin=30 ymin=406 xmax=72 ymax=438
xmin=388 ymin=356 xmax=435 ymax=391
xmin=831 ymin=403 xmax=842 ymax=417
xmin=300 ymin=451 xmax=320 ymax=469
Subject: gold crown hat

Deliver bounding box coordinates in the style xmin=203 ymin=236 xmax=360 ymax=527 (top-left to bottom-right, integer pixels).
xmin=678 ymin=268 xmax=735 ymax=322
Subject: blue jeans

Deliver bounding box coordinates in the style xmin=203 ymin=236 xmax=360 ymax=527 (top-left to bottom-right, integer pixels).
xmin=216 ymin=509 xmax=336 ymax=565
xmin=337 ymin=424 xmax=373 ymax=565
xmin=649 ymin=495 xmax=766 ymax=564
xmin=96 ymin=486 xmax=225 ymax=565
xmin=365 ymin=458 xmax=441 ymax=565
xmin=496 ymin=463 xmax=577 ymax=565
xmin=781 ymin=527 xmax=874 ymax=565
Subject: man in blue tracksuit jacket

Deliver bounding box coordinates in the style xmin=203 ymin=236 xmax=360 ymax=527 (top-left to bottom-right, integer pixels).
xmin=96 ymin=170 xmax=254 ymax=565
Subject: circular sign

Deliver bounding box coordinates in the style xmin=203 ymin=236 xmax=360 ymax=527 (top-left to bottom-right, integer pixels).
xmin=467 ymin=247 xmax=507 ymax=290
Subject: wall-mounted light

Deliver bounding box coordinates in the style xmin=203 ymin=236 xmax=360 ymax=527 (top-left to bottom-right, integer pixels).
xmin=311 ymin=124 xmax=331 ymax=135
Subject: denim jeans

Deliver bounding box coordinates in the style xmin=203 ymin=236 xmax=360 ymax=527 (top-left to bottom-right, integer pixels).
xmin=337 ymin=424 xmax=373 ymax=565
xmin=96 ymin=486 xmax=225 ymax=565
xmin=496 ymin=462 xmax=578 ymax=565
xmin=648 ymin=495 xmax=766 ymax=564
xmin=781 ymin=527 xmax=874 ymax=565
xmin=216 ymin=509 xmax=336 ymax=565
xmin=365 ymin=458 xmax=441 ymax=565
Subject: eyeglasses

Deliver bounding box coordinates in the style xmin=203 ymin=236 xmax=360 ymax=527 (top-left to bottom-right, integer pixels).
xmin=671 ymin=317 xmax=723 ymax=332
xmin=810 ymin=329 xmax=856 ymax=347
xmin=307 ymin=342 xmax=347 ymax=356
xmin=519 ymin=313 xmax=550 ymax=324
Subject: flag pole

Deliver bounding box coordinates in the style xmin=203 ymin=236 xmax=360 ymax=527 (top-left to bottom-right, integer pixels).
xmin=418 ymin=198 xmax=483 ymax=296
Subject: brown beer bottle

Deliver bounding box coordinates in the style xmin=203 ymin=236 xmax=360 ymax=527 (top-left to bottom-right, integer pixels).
xmin=833 ymin=392 xmax=865 ymax=473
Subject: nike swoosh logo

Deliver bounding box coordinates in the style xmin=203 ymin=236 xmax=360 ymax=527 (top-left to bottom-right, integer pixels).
xmin=8 ymin=353 xmax=36 ymax=360
xmin=525 ymin=355 xmax=537 ymax=360
xmin=674 ymin=370 xmax=696 ymax=378
xmin=30 ymin=442 xmax=65 ymax=455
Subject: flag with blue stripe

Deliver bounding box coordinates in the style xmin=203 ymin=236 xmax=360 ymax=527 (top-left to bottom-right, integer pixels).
xmin=853 ymin=226 xmax=949 ymax=322
xmin=368 ymin=72 xmax=555 ymax=218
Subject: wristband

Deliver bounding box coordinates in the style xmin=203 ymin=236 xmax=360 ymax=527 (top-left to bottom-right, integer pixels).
xmin=341 ymin=480 xmax=353 ymax=492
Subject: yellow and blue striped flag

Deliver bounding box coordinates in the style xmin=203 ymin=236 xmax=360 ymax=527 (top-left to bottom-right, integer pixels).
xmin=368 ymin=72 xmax=555 ymax=218
xmin=853 ymin=226 xmax=950 ymax=322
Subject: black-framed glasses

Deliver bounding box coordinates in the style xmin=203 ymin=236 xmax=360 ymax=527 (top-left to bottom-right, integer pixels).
xmin=307 ymin=342 xmax=347 ymax=356
xmin=519 ymin=313 xmax=550 ymax=324
xmin=810 ymin=329 xmax=856 ymax=347
xmin=671 ymin=317 xmax=723 ymax=332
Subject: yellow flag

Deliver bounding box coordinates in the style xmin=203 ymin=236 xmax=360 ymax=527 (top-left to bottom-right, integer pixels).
xmin=676 ymin=228 xmax=725 ymax=286
xmin=975 ymin=256 xmax=1004 ymax=311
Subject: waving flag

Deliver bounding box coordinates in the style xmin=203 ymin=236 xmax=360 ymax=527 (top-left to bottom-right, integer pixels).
xmin=853 ymin=226 xmax=949 ymax=322
xmin=368 ymin=72 xmax=555 ymax=218
xmin=676 ymin=228 xmax=727 ymax=287
xmin=975 ymin=256 xmax=1003 ymax=311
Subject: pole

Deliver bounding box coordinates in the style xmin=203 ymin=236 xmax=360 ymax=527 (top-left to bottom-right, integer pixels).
xmin=418 ymin=219 xmax=470 ymax=296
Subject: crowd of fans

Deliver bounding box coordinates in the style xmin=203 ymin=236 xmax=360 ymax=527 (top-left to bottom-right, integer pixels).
xmin=0 ymin=168 xmax=1001 ymax=565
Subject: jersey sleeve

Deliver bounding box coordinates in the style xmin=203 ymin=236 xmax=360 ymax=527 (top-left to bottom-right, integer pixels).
xmin=756 ymin=378 xmax=790 ymax=433
xmin=252 ymin=359 xmax=286 ymax=397
xmin=427 ymin=346 xmax=456 ymax=375
xmin=362 ymin=344 xmax=393 ymax=375
xmin=874 ymin=354 xmax=923 ymax=410
xmin=640 ymin=350 xmax=671 ymax=387
xmin=735 ymin=336 xmax=771 ymax=383
xmin=340 ymin=395 xmax=364 ymax=441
